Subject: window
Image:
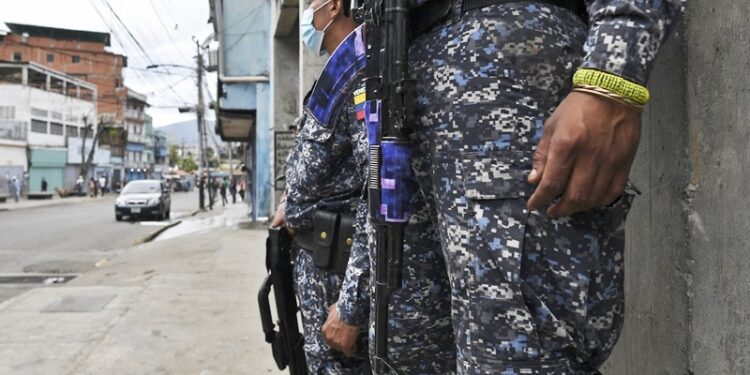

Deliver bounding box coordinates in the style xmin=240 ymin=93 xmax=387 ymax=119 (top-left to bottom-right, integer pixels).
xmin=28 ymin=69 xmax=47 ymax=90
xmin=0 ymin=106 xmax=15 ymax=120
xmin=115 ymin=78 xmax=121 ymax=88
xmin=66 ymin=125 xmax=79 ymax=138
xmin=72 ymin=55 xmax=81 ymax=63
xmin=12 ymin=52 xmax=22 ymax=61
xmin=0 ymin=66 xmax=23 ymax=84
xmin=50 ymin=122 xmax=64 ymax=135
xmin=47 ymin=54 xmax=55 ymax=62
xmin=30 ymin=107 xmax=48 ymax=118
xmin=31 ymin=119 xmax=48 ymax=134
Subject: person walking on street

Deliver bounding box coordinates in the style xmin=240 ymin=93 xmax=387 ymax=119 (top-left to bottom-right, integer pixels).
xmin=11 ymin=176 xmax=21 ymax=203
xmin=98 ymin=176 xmax=107 ymax=196
xmin=219 ymin=177 xmax=228 ymax=206
xmin=75 ymin=175 xmax=84 ymax=195
xmin=41 ymin=177 xmax=48 ymax=193
xmin=229 ymin=178 xmax=237 ymax=204
xmin=208 ymin=176 xmax=215 ymax=210
xmin=89 ymin=178 xmax=97 ymax=198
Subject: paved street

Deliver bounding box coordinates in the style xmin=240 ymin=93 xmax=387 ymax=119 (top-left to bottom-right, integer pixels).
xmin=0 ymin=204 xmax=278 ymax=374
xmin=0 ymin=190 xmax=203 ymax=303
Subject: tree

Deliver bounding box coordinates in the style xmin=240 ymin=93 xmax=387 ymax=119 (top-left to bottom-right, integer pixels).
xmin=168 ymin=145 xmax=180 ymax=167
xmin=179 ymin=157 xmax=198 ymax=172
xmin=79 ymin=120 xmax=104 ymax=181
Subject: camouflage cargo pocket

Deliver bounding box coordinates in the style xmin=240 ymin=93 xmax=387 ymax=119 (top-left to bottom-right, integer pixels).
xmin=460 ymin=149 xmax=545 ymax=364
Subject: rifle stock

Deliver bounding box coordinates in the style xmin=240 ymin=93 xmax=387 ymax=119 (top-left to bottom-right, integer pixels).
xmin=258 ymin=227 xmax=308 ymax=375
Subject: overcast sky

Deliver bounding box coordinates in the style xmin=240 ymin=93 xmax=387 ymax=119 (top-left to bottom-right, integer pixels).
xmin=2 ymin=0 xmax=218 ymax=128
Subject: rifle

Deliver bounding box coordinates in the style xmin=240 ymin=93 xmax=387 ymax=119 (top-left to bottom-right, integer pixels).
xmin=361 ymin=0 xmax=414 ymax=373
xmin=258 ymin=227 xmax=308 ymax=375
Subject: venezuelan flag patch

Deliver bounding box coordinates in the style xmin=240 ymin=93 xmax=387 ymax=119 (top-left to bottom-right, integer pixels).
xmin=353 ymin=87 xmax=366 ymax=121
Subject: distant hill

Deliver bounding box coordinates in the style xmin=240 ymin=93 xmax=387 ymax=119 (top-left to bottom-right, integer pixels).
xmin=157 ymin=119 xmax=224 ymax=152
xmin=157 ymin=120 xmax=200 ymax=147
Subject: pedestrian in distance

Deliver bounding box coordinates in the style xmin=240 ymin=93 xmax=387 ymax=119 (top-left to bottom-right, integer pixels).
xmin=238 ymin=179 xmax=245 ymax=201
xmin=11 ymin=176 xmax=21 ymax=203
xmin=229 ymin=178 xmax=237 ymax=204
xmin=98 ymin=176 xmax=107 ymax=196
xmin=89 ymin=177 xmax=99 ymax=198
xmin=208 ymin=177 xmax=215 ymax=210
xmin=75 ymin=175 xmax=84 ymax=195
xmin=41 ymin=177 xmax=48 ymax=193
xmin=220 ymin=177 xmax=229 ymax=206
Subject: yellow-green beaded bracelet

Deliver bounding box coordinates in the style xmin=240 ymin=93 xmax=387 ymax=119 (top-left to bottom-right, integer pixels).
xmin=573 ymin=69 xmax=651 ymax=105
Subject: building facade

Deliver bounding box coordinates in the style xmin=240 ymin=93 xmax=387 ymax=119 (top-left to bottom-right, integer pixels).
xmin=0 ymin=22 xmax=131 ymax=189
xmin=124 ymin=89 xmax=149 ymax=181
xmin=208 ymin=0 xmax=330 ymax=219
xmin=153 ymin=128 xmax=169 ymax=178
xmin=0 ymin=61 xmax=97 ymax=193
xmin=0 ymin=23 xmax=128 ymax=127
xmin=208 ymin=0 xmax=273 ymax=219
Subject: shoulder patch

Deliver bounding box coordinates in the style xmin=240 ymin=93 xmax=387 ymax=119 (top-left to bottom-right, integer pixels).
xmin=353 ymin=87 xmax=366 ymax=122
xmin=306 ymin=25 xmax=366 ymax=127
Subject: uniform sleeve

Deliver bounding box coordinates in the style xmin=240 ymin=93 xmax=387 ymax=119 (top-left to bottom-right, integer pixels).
xmin=581 ymin=0 xmax=687 ymax=85
xmin=284 ymin=115 xmax=351 ymax=229
xmin=335 ymin=199 xmax=371 ymax=327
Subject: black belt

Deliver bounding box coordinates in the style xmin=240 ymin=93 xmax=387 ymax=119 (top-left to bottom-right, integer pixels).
xmin=410 ymin=0 xmax=587 ymax=39
xmin=293 ymin=211 xmax=355 ymax=275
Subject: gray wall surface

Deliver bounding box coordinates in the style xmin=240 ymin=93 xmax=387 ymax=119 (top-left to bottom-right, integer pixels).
xmin=604 ymin=2 xmax=750 ymax=374
xmin=273 ymin=25 xmax=300 ymax=131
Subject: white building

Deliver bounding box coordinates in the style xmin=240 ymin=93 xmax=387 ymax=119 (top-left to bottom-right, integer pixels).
xmin=0 ymin=61 xmax=97 ymax=193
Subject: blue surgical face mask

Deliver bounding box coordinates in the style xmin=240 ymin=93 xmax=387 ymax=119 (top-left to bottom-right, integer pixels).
xmin=301 ymin=0 xmax=334 ymax=56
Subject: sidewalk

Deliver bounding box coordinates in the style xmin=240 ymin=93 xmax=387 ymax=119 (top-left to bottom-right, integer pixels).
xmin=0 ymin=194 xmax=109 ymax=212
xmin=0 ymin=204 xmax=281 ymax=374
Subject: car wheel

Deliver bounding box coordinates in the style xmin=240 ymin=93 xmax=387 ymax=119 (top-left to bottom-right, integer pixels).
xmin=115 ymin=213 xmax=122 ymax=221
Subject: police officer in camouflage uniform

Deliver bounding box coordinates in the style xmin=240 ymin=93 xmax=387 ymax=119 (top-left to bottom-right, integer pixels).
xmin=283 ymin=0 xmax=456 ymax=373
xmin=399 ymin=0 xmax=686 ymax=373
xmin=281 ymin=3 xmax=370 ymax=370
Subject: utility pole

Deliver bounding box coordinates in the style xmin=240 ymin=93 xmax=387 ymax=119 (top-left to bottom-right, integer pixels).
xmin=196 ymin=40 xmax=209 ymax=210
xmin=228 ymin=142 xmax=233 ymax=175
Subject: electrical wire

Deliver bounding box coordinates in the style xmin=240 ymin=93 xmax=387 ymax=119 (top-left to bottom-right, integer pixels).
xmin=95 ymin=0 xmax=190 ymax=104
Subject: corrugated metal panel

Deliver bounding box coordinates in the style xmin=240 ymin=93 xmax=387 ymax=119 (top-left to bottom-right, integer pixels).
xmin=29 ymin=148 xmax=67 ymax=168
xmin=29 ymin=167 xmax=64 ymax=193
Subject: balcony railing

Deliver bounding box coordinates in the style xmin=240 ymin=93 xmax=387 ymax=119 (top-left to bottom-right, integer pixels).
xmin=127 ymin=133 xmax=146 ymax=144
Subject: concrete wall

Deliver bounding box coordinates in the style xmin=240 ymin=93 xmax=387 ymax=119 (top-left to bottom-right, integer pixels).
xmin=604 ymin=2 xmax=750 ymax=374
xmin=273 ymin=31 xmax=300 ymax=131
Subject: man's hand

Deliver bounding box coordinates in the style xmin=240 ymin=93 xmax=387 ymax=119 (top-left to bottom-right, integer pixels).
xmin=527 ymin=91 xmax=641 ymax=217
xmin=322 ymin=304 xmax=359 ymax=357
xmin=270 ymin=201 xmax=286 ymax=228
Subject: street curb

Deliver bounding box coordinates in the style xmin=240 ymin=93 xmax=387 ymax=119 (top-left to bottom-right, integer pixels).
xmin=0 ymin=196 xmax=109 ymax=213
xmin=134 ymin=220 xmax=183 ymax=245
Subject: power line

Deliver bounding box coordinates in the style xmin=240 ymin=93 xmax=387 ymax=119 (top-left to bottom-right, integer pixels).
xmin=148 ymin=0 xmax=193 ymax=65
xmin=95 ymin=0 xmax=190 ymax=104
xmin=86 ymin=0 xmax=176 ymax=97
